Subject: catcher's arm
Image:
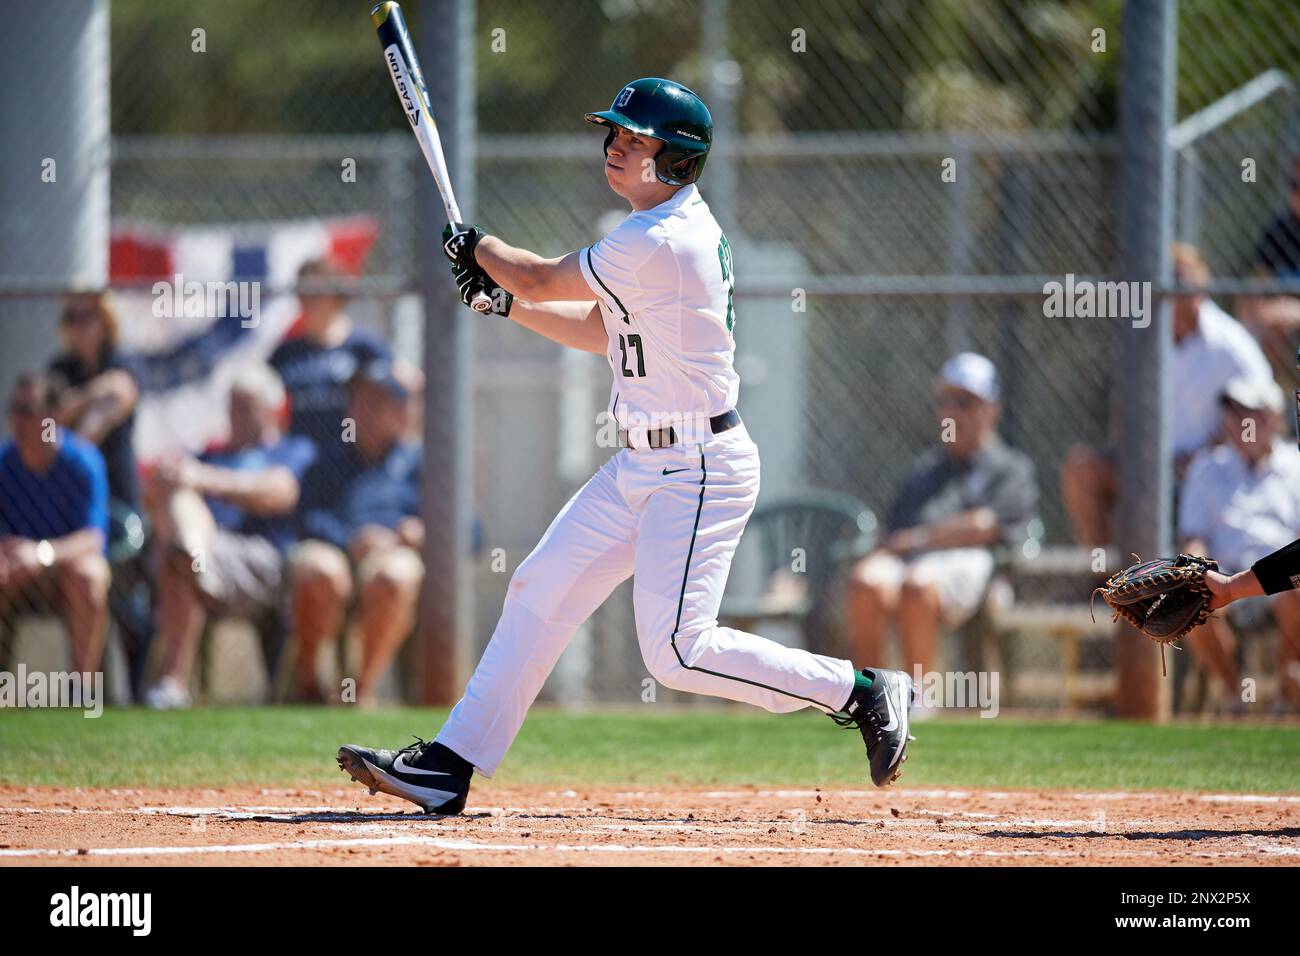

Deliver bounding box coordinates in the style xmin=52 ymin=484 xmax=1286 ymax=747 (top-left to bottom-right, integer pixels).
xmin=1206 ymin=569 xmax=1263 ymax=610
xmin=1206 ymin=536 xmax=1300 ymax=609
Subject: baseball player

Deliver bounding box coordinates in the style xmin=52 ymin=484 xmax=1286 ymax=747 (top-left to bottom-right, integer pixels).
xmin=338 ymin=78 xmax=915 ymax=814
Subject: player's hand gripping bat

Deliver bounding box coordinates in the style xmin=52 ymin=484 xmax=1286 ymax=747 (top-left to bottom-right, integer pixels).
xmin=371 ymin=1 xmax=492 ymax=313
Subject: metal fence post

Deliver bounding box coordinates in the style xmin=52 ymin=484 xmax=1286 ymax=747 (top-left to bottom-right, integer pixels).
xmin=414 ymin=0 xmax=476 ymax=705
xmin=1114 ymin=0 xmax=1178 ymax=720
xmin=0 ymin=0 xmax=109 ymax=400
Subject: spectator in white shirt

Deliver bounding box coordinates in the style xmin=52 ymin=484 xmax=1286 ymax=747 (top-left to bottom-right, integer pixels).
xmin=1063 ymin=244 xmax=1273 ymax=547
xmin=1179 ymin=376 xmax=1300 ymax=712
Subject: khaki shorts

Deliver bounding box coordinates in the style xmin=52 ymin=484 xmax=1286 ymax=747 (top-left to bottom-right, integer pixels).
xmin=197 ymin=530 xmax=285 ymax=619
xmin=858 ymin=547 xmax=996 ymax=628
xmin=286 ymin=539 xmax=424 ymax=591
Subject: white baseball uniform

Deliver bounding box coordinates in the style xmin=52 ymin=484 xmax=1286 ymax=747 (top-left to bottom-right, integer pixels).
xmin=436 ymin=183 xmax=857 ymax=776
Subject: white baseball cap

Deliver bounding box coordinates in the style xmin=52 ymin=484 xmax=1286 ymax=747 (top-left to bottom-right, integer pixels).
xmin=1221 ymin=375 xmax=1284 ymax=414
xmin=937 ymin=352 xmax=999 ymax=403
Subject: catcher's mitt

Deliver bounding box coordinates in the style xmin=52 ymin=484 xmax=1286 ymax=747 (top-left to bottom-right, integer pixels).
xmin=1091 ymin=554 xmax=1219 ymax=675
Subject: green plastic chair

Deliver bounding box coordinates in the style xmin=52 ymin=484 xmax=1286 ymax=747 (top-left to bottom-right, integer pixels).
xmin=719 ymin=490 xmax=877 ymax=656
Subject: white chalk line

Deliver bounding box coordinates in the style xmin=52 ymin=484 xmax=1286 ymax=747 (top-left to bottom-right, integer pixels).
xmin=683 ymin=789 xmax=1300 ymax=803
xmin=0 ymin=805 xmax=1227 ymax=833
xmin=2 ymin=832 xmax=1292 ymax=862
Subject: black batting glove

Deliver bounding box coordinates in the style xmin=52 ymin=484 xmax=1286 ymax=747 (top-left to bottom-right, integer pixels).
xmin=443 ymin=221 xmax=486 ymax=270
xmin=452 ymin=263 xmax=513 ymax=316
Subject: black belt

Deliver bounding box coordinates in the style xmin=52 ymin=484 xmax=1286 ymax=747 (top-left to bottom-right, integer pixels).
xmin=617 ymin=409 xmax=741 ymax=449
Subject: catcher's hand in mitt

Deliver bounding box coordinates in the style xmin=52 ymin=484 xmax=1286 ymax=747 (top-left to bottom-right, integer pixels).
xmin=1091 ymin=553 xmax=1219 ymax=675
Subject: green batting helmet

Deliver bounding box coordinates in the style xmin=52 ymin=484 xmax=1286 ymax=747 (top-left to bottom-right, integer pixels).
xmin=584 ymin=77 xmax=712 ymax=186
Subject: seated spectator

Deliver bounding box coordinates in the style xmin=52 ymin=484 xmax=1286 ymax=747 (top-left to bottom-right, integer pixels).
xmin=1237 ymin=155 xmax=1300 ymax=385
xmin=289 ymin=360 xmax=423 ymax=705
xmin=1063 ymin=243 xmax=1272 ymax=547
xmin=1179 ymin=376 xmax=1300 ymax=713
xmin=48 ymin=292 xmax=140 ymax=508
xmin=0 ymin=373 xmax=111 ymax=673
xmin=270 ymin=258 xmax=422 ymax=448
xmin=140 ymin=366 xmax=315 ymax=709
xmin=844 ymin=353 xmax=1039 ymax=686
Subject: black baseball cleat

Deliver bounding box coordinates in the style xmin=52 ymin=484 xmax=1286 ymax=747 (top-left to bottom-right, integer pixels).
xmin=831 ymin=668 xmax=916 ymax=787
xmin=337 ymin=737 xmax=473 ymax=815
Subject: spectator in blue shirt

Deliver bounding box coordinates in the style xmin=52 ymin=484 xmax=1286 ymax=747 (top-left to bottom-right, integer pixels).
xmin=140 ymin=365 xmax=316 ymax=709
xmin=289 ymin=359 xmax=423 ymax=705
xmin=269 ymin=257 xmax=423 ymax=449
xmin=0 ymin=372 xmax=112 ymax=673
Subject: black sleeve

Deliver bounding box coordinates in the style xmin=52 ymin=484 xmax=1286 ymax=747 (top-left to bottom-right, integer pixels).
xmin=47 ymin=353 xmax=75 ymax=382
xmin=101 ymin=347 xmax=140 ymax=385
xmin=1250 ymin=538 xmax=1300 ymax=595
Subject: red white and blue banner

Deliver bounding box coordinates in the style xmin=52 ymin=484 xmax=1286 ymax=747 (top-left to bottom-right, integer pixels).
xmin=108 ymin=216 xmax=378 ymax=460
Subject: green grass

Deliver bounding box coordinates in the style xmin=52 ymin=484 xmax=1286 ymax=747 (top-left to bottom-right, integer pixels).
xmin=1 ymin=706 xmax=1298 ymax=792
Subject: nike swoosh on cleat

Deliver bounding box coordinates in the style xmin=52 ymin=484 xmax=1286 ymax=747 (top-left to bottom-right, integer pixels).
xmin=393 ymin=754 xmax=457 ymax=778
xmin=363 ymin=758 xmax=462 ymax=810
xmin=880 ymin=682 xmax=899 ymax=732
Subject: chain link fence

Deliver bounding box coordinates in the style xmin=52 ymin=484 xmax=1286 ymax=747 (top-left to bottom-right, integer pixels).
xmin=4 ymin=0 xmax=1300 ymax=713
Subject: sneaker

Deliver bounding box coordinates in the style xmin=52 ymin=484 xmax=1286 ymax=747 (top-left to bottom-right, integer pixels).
xmin=337 ymin=737 xmax=472 ymax=814
xmin=143 ymin=676 xmax=192 ymax=710
xmin=831 ymin=668 xmax=916 ymax=787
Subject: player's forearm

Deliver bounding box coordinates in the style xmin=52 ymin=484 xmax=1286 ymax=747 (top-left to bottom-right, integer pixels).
xmin=473 ymin=236 xmax=590 ymax=302
xmin=507 ymin=300 xmax=606 ymax=354
xmin=474 ymin=236 xmax=559 ymax=300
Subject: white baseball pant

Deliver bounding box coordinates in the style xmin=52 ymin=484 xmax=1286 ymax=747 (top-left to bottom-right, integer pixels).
xmin=436 ymin=423 xmax=858 ymax=776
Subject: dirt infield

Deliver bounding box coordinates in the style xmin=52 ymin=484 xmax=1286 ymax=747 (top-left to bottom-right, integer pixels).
xmin=1 ymin=784 xmax=1298 ymax=866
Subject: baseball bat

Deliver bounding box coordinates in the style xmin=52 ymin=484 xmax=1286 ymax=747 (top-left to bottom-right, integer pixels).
xmin=371 ymin=1 xmax=491 ymax=313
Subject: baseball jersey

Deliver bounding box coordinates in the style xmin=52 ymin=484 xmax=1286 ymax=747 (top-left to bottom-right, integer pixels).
xmin=578 ymin=184 xmax=740 ymax=443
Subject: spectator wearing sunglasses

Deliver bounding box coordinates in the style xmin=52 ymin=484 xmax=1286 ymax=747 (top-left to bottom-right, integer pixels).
xmin=48 ymin=292 xmax=141 ymax=509
xmin=0 ymin=372 xmax=112 ymax=672
xmin=843 ymin=353 xmax=1039 ymax=691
